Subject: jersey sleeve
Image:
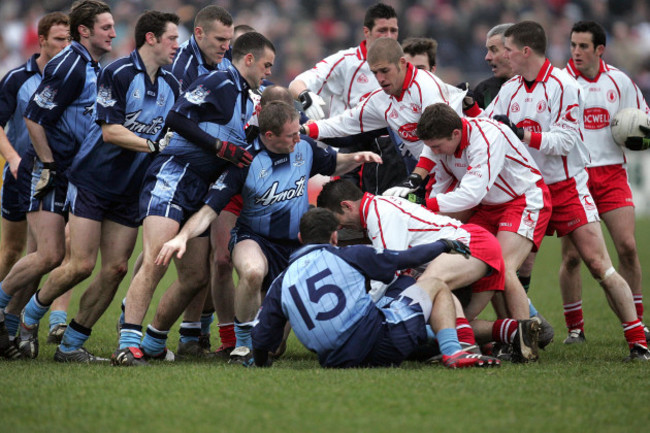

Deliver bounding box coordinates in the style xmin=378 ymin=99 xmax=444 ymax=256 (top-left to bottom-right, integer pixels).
xmin=0 ymin=69 xmax=21 ymax=127
xmin=307 ymin=137 xmax=337 ymax=176
xmin=295 ymin=51 xmax=348 ymax=97
xmin=204 ymin=165 xmax=248 ymax=213
xmin=618 ymin=72 xmax=650 ymax=114
xmin=95 ymin=65 xmax=129 ymax=125
xmin=313 ymin=91 xmax=388 ymax=138
xmin=171 ymin=71 xmax=238 ymax=124
xmin=366 ymin=198 xmax=411 ymax=252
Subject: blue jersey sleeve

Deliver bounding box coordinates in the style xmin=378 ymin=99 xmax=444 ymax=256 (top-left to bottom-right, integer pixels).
xmin=171 ymin=71 xmax=238 ymax=125
xmin=305 ymin=136 xmax=337 ymax=177
xmin=0 ymin=68 xmax=22 ymax=127
xmin=204 ymin=165 xmax=249 ymax=213
xmin=95 ymin=61 xmax=129 ymax=126
xmin=252 ymin=276 xmax=288 ymax=355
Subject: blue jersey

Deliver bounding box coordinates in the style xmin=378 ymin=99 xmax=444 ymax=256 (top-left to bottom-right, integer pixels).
xmin=0 ymin=54 xmax=42 ymax=158
xmin=205 ymin=136 xmax=337 ymax=241
xmin=166 ymin=35 xmax=232 ymax=91
xmin=253 ymin=243 xmax=426 ymax=367
xmin=24 ymin=41 xmax=101 ymax=170
xmin=162 ymin=66 xmax=253 ymax=182
xmin=68 ymin=50 xmax=180 ymax=201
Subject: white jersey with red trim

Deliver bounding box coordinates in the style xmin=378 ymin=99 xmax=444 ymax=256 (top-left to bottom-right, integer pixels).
xmin=294 ymin=41 xmax=380 ymax=117
xmin=421 ymin=118 xmax=543 ymax=212
xmin=485 ymin=59 xmax=587 ymax=185
xmin=565 ymin=58 xmax=650 ymax=167
xmin=311 ymin=63 xmax=465 ymax=158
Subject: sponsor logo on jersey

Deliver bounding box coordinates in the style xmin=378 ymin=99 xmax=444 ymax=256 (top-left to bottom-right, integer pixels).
xmin=583 ymin=107 xmax=610 ymax=130
xmin=123 ymin=111 xmax=165 ymax=136
xmin=259 ymin=168 xmax=268 ymax=178
xmin=97 ymin=85 xmax=117 ymax=108
xmin=184 ymin=85 xmax=210 ymax=105
xmin=536 ymin=100 xmax=547 ymax=113
xmin=357 ymin=73 xmax=369 ymax=83
xmin=607 ymin=89 xmax=617 ymax=103
xmin=33 ymin=86 xmax=57 ymax=110
xmin=397 ymin=123 xmax=419 ymax=142
xmin=517 ymin=118 xmax=542 ymax=133
xmin=255 ymin=175 xmax=306 ymax=206
xmin=564 ymin=104 xmax=579 ymax=123
xmin=511 ymin=102 xmax=520 ymax=113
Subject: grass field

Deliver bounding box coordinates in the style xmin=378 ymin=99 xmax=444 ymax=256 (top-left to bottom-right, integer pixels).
xmin=1 ymin=218 xmax=650 ymax=433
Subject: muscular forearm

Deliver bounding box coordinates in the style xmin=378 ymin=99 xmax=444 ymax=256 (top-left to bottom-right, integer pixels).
xmin=179 ymin=205 xmax=218 ymax=242
xmin=24 ymin=117 xmax=53 ymax=163
xmin=288 ymin=79 xmax=308 ymax=100
xmin=101 ymin=123 xmax=152 ymax=152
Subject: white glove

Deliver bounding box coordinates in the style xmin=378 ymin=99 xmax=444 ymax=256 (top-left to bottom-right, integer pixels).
xmin=382 ymin=173 xmax=423 ymax=198
xmin=298 ymin=90 xmax=326 ymax=120
xmin=147 ymin=130 xmax=174 ymax=153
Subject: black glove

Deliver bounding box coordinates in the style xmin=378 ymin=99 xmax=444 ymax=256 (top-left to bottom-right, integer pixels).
xmin=624 ymin=125 xmax=650 ymax=151
xmin=245 ymin=124 xmax=260 ymax=144
xmin=440 ymin=238 xmax=471 ymax=259
xmin=216 ymin=139 xmax=253 ymax=167
xmin=382 ymin=173 xmax=423 ymax=197
xmin=457 ymin=82 xmax=477 ymax=112
xmin=493 ymin=114 xmax=525 ymax=140
xmin=34 ymin=161 xmax=57 ymax=199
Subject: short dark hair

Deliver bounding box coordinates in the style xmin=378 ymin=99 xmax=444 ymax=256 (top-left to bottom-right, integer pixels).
xmin=417 ymin=103 xmax=462 ymax=140
xmin=299 ymin=208 xmax=339 ymax=244
xmin=69 ymin=0 xmax=111 ymax=42
xmin=194 ymin=5 xmax=233 ymax=31
xmin=38 ymin=12 xmax=69 ymax=39
xmin=234 ymin=24 xmax=255 ymax=35
xmin=135 ymin=11 xmax=179 ymax=49
xmin=317 ymin=179 xmax=364 ymax=214
xmin=504 ymin=21 xmax=546 ymax=56
xmin=402 ymin=37 xmax=437 ymax=68
xmin=364 ymin=3 xmax=397 ymax=30
xmin=232 ymin=31 xmax=275 ymax=62
xmin=258 ymin=101 xmax=299 ymax=136
xmin=571 ymin=20 xmax=607 ymax=48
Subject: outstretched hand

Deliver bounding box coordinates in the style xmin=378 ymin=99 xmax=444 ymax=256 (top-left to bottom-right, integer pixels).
xmin=353 ymin=151 xmax=382 ymax=164
xmin=155 ymin=237 xmax=187 ymax=266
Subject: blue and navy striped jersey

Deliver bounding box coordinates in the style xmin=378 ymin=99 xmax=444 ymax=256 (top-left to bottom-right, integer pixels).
xmin=68 ymin=50 xmax=181 ymax=201
xmin=204 ymin=136 xmax=337 ymax=241
xmin=24 ymin=41 xmax=101 ymax=169
xmin=0 ymin=54 xmax=42 ymax=158
xmin=166 ymin=35 xmax=232 ymax=91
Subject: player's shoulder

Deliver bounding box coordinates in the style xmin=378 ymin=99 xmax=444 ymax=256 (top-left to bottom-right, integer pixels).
xmin=0 ymin=60 xmax=35 ymax=90
xmin=601 ymin=63 xmax=636 ymax=84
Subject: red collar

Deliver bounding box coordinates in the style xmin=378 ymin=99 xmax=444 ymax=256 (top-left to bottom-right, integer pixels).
xmin=522 ymin=58 xmax=553 ymax=92
xmin=358 ymin=40 xmax=368 ymax=60
xmin=359 ymin=192 xmax=375 ymax=229
xmin=454 ymin=119 xmax=471 ymax=158
xmin=395 ymin=62 xmax=417 ymax=102
xmin=567 ymin=57 xmax=607 ymax=82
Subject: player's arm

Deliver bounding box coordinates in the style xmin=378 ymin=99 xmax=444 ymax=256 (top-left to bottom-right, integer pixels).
xmin=101 ymin=123 xmax=165 ymax=153
xmin=155 ymin=205 xmax=218 ymax=266
xmin=332 ymin=150 xmax=382 ymax=176
xmin=0 ymin=75 xmax=21 ymax=177
xmin=0 ymin=127 xmax=20 ymax=179
xmin=24 ymin=117 xmax=54 ymax=163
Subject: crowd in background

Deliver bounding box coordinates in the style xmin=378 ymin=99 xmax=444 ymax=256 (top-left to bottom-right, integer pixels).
xmin=2 ymin=0 xmax=650 ymax=97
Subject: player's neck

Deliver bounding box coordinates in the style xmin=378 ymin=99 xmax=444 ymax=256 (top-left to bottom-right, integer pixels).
xmin=35 ymin=52 xmax=49 ymax=74
xmin=138 ymin=47 xmax=161 ymax=83
xmin=521 ymin=56 xmax=546 ymax=82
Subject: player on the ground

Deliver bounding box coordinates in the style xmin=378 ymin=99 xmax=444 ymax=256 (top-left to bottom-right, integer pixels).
xmin=486 ymin=21 xmax=649 ymax=361
xmin=561 ymin=20 xmax=649 ymax=344
xmin=318 ymin=179 xmax=543 ymax=363
xmin=152 ymin=100 xmax=383 ymax=365
xmin=252 ymin=207 xmax=500 ymax=369
xmin=0 ymin=0 xmax=115 ymax=359
xmin=0 ymin=12 xmax=70 ymax=359
xmin=16 ymin=10 xmax=181 ymax=362
xmin=111 ymin=32 xmax=268 ymax=366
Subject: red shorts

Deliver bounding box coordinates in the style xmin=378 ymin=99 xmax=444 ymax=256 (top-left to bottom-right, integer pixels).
xmin=546 ymin=169 xmax=599 ymax=237
xmin=461 ymin=223 xmax=505 ymax=293
xmin=586 ymin=164 xmax=634 ymax=214
xmin=468 ymin=180 xmax=551 ymax=252
xmin=223 ymin=194 xmax=243 ymax=216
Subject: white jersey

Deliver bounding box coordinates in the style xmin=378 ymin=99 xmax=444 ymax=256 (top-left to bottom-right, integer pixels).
xmin=311 ymin=63 xmax=466 ymax=158
xmin=565 ymin=58 xmax=650 ymax=167
xmin=420 ymin=118 xmax=544 ymax=212
xmin=485 ymin=59 xmax=587 ymax=185
xmin=294 ymin=40 xmax=380 ymax=117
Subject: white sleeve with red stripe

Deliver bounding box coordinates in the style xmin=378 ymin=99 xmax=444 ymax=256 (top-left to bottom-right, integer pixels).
xmin=294 ymin=50 xmax=351 ymax=101
xmin=311 ymin=91 xmax=388 ymax=139
xmin=365 ymin=197 xmax=411 ymax=252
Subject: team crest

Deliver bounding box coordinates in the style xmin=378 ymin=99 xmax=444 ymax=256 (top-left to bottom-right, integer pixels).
xmin=132 ymin=88 xmax=141 ymax=99
xmin=389 ymin=109 xmax=398 ymax=119
xmin=583 ymin=195 xmax=596 ymax=211
xmin=511 ymin=102 xmax=520 ymax=113
xmin=97 ymin=85 xmax=117 ymax=108
xmin=184 ymin=85 xmax=210 ymax=105
xmin=259 ymin=168 xmax=269 ymax=179
xmin=33 ymin=86 xmax=57 ymax=110
xmin=536 ymin=100 xmax=547 ymax=113
xmin=293 ymin=151 xmax=305 ymax=167
xmin=357 ymin=73 xmax=369 ymax=84
xmin=212 ymin=172 xmax=228 ymax=191
xmin=607 ymin=89 xmax=617 ymax=103
xmin=411 ymin=104 xmax=421 ymax=114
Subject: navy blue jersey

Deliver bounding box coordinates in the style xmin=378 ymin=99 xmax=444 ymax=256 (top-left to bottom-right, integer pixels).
xmin=253 ymin=243 xmax=443 ymax=367
xmin=166 ymin=35 xmax=233 ymax=91
xmin=0 ymin=54 xmax=42 ymax=158
xmin=205 ymin=136 xmax=337 ymax=241
xmin=68 ymin=50 xmax=181 ymax=201
xmin=24 ymin=41 xmax=101 ymax=169
xmin=162 ymin=66 xmax=253 ymax=182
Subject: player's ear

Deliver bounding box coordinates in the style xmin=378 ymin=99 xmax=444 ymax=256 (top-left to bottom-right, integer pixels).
xmin=194 ymin=26 xmax=204 ymax=40
xmin=330 ymin=230 xmax=338 ymax=246
xmin=298 ymin=232 xmax=304 ymax=244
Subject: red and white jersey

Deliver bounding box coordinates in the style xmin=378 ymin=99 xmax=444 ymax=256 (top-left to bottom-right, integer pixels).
xmin=485 ymin=59 xmax=587 ymax=185
xmin=565 ymin=58 xmax=650 ymax=167
xmin=294 ymin=41 xmax=380 ymax=117
xmin=309 ymin=63 xmax=465 ymax=158
xmin=419 ymin=118 xmax=544 ymax=212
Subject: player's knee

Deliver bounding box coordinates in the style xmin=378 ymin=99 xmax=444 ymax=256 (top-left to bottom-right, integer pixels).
xmin=0 ymin=244 xmax=24 ymax=267
xmin=561 ymin=251 xmax=582 ymax=271
xmin=105 ymin=261 xmax=129 ymax=282
xmin=39 ymin=249 xmax=65 ymax=272
xmin=616 ymin=238 xmax=638 ymax=264
xmin=239 ymin=265 xmax=265 ymax=289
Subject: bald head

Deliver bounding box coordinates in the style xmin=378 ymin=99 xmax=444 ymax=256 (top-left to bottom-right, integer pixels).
xmin=260 ymin=85 xmax=294 ymax=107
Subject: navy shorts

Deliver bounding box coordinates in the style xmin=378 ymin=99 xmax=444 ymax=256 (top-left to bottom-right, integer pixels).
xmin=228 ymin=226 xmax=300 ymax=292
xmin=67 ymin=182 xmax=140 ymax=228
xmin=139 ymin=155 xmax=210 ymax=225
xmin=1 ymin=164 xmax=26 ymax=221
xmin=17 ymin=155 xmax=68 ymax=216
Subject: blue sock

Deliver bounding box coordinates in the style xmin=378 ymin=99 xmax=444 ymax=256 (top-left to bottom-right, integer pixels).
xmin=426 ymin=324 xmax=436 ymax=341
xmin=59 ymin=319 xmax=90 ymax=352
xmin=4 ymin=312 xmax=20 ymax=336
xmin=49 ymin=310 xmax=67 ymax=330
xmin=200 ymin=312 xmax=214 ymax=335
xmin=179 ymin=321 xmax=201 ymax=343
xmin=0 ymin=284 xmax=12 ymax=309
xmin=234 ymin=318 xmax=254 ymax=349
xmin=437 ymin=327 xmax=462 ymax=356
xmin=141 ymin=325 xmax=169 ymax=356
xmin=528 ymin=298 xmax=539 ymax=317
xmin=119 ymin=323 xmax=143 ymax=349
xmin=23 ymin=292 xmax=50 ymax=327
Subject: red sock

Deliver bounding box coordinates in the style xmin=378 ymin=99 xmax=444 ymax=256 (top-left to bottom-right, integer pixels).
xmin=633 ymin=295 xmax=643 ymax=321
xmin=456 ymin=317 xmax=476 ymax=345
xmin=563 ymin=301 xmax=584 ymax=331
xmin=622 ymin=319 xmax=647 ymax=349
xmin=218 ymin=323 xmax=236 ymax=347
xmin=492 ymin=319 xmax=518 ymax=344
